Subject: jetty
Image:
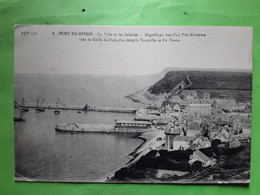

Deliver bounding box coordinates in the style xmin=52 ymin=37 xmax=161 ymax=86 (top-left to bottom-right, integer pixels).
xmin=16 ymin=103 xmax=137 ymax=113
xmin=55 ymin=123 xmax=155 ymax=133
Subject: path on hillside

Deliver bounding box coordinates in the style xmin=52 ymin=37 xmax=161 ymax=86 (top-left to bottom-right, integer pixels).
xmin=175 ymin=75 xmax=192 ymax=94
xmin=162 ymin=75 xmax=192 ymax=105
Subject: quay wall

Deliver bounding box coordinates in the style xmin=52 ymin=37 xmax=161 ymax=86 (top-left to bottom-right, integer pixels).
xmin=55 ymin=123 xmax=153 ymax=133
xmin=87 ymin=106 xmax=137 ymax=113
xmin=16 ymin=103 xmax=137 ymax=113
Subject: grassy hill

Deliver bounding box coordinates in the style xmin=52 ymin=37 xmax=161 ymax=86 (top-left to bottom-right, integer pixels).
xmin=148 ymin=70 xmax=252 ymax=95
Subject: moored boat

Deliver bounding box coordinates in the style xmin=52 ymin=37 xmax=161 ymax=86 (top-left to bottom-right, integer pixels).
xmin=21 ymin=108 xmax=29 ymax=112
xmin=54 ymin=110 xmax=60 ymax=114
xmin=35 ymin=99 xmax=45 ymax=113
xmin=14 ymin=117 xmax=25 ymax=122
xmin=35 ymin=107 xmax=45 ymax=112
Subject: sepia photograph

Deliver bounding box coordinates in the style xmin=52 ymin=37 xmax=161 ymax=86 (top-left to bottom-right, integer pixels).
xmin=14 ymin=25 xmax=252 ymax=184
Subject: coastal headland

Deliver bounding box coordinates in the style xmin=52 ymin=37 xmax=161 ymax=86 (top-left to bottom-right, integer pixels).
xmin=14 ymin=69 xmax=252 ymax=183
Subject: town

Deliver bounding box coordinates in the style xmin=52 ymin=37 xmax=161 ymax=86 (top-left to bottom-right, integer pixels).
xmin=120 ymin=89 xmax=251 ymax=168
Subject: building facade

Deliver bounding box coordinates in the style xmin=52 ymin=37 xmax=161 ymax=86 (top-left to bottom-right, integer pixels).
xmin=187 ymin=103 xmax=212 ymax=115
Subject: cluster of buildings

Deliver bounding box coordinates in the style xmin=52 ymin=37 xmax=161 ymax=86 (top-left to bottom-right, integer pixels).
xmin=132 ymin=90 xmax=252 ymax=167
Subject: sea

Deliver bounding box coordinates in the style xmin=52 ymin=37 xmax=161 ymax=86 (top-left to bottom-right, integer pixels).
xmin=14 ymin=73 xmax=158 ymax=182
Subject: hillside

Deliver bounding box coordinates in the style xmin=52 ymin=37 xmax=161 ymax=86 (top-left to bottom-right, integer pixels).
xmin=148 ymin=71 xmax=252 ymax=95
xmin=126 ymin=70 xmax=252 ymax=107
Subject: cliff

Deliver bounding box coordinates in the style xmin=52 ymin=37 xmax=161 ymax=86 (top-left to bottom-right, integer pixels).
xmin=148 ymin=70 xmax=252 ymax=95
xmin=126 ymin=70 xmax=252 ymax=107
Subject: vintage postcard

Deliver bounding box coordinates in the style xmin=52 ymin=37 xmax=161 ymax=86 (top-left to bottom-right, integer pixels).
xmin=14 ymin=25 xmax=252 ymax=184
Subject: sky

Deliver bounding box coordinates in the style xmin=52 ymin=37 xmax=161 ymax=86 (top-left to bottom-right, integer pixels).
xmin=14 ymin=25 xmax=252 ymax=75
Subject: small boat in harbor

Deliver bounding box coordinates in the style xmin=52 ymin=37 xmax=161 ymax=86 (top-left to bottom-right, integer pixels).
xmin=54 ymin=110 xmax=60 ymax=115
xmin=54 ymin=98 xmax=61 ymax=114
xmin=14 ymin=117 xmax=25 ymax=122
xmin=35 ymin=99 xmax=45 ymax=113
xmin=20 ymin=98 xmax=29 ymax=112
xmin=14 ymin=109 xmax=25 ymax=122
xmin=35 ymin=108 xmax=45 ymax=112
xmin=21 ymin=108 xmax=29 ymax=112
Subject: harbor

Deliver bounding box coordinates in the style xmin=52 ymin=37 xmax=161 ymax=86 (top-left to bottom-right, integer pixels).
xmin=14 ymin=107 xmax=143 ymax=182
xmin=14 ymin=71 xmax=252 ymax=183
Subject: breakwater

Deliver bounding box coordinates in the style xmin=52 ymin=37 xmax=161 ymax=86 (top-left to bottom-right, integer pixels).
xmin=16 ymin=103 xmax=137 ymax=113
xmin=55 ymin=123 xmax=154 ymax=133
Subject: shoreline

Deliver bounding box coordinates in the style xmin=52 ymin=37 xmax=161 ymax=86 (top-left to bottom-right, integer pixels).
xmin=96 ymin=130 xmax=165 ymax=182
xmin=128 ymin=133 xmax=147 ymax=157
xmin=95 ymin=132 xmax=149 ymax=182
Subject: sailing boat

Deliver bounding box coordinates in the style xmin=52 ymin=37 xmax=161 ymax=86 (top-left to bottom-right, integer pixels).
xmin=35 ymin=99 xmax=45 ymax=112
xmin=20 ymin=98 xmax=29 ymax=112
xmin=54 ymin=97 xmax=60 ymax=115
xmin=14 ymin=108 xmax=25 ymax=122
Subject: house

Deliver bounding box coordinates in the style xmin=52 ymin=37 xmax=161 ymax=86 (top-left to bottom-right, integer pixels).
xmin=190 ymin=117 xmax=202 ymax=126
xmin=179 ymin=101 xmax=189 ymax=113
xmin=153 ymin=119 xmax=170 ymax=127
xmin=172 ymin=136 xmax=194 ymax=151
xmin=238 ymin=112 xmax=252 ymax=120
xmin=186 ymin=121 xmax=201 ymax=137
xmin=213 ymin=129 xmax=231 ymax=142
xmin=164 ymin=111 xmax=179 ymax=119
xmin=164 ymin=104 xmax=173 ymax=112
xmin=203 ymin=92 xmax=211 ymax=100
xmin=229 ymin=138 xmax=241 ymax=148
xmin=192 ymin=137 xmax=211 ymax=149
xmin=115 ymin=120 xmax=152 ymax=129
xmin=240 ymin=125 xmax=251 ymax=139
xmin=213 ymin=120 xmax=233 ymax=128
xmin=135 ymin=108 xmax=163 ymax=121
xmin=209 ymin=126 xmax=220 ymax=140
xmin=169 ymin=95 xmax=182 ymax=103
xmin=180 ymin=90 xmax=198 ymax=98
xmin=200 ymin=92 xmax=213 ymax=104
xmin=242 ymin=126 xmax=251 ymax=135
xmin=173 ymin=104 xmax=181 ymax=113
xmin=147 ymin=109 xmax=161 ymax=116
xmin=231 ymin=103 xmax=246 ymax=112
xmin=165 ymin=126 xmax=182 ymax=150
xmin=214 ymin=99 xmax=236 ymax=109
xmin=187 ymin=103 xmax=212 ymax=115
xmin=189 ymin=150 xmax=216 ymax=167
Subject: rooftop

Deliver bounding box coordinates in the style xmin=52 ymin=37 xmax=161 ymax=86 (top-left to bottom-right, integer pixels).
xmin=201 ymin=137 xmax=210 ymax=143
xmin=187 ymin=121 xmax=201 ymax=131
xmin=165 ymin=127 xmax=181 ymax=134
xmin=115 ymin=120 xmax=151 ymax=125
xmin=173 ymin=136 xmax=194 ymax=142
xmin=194 ymin=150 xmax=210 ymax=162
xmin=189 ymin=103 xmax=212 ymax=107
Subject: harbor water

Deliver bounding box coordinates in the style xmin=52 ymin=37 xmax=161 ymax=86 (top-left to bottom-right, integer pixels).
xmin=14 ymin=73 xmax=157 ymax=182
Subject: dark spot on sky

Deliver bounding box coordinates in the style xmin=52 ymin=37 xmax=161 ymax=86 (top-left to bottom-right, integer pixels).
xmin=82 ymin=9 xmax=86 ymax=12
